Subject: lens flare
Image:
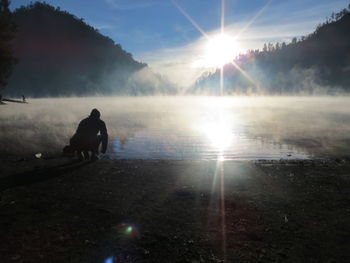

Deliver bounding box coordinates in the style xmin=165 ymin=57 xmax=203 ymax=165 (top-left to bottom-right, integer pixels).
xmin=113 ymin=223 xmax=140 ymax=239
xmin=104 ymin=257 xmax=113 ymax=263
xmin=126 ymin=226 xmax=133 ymax=233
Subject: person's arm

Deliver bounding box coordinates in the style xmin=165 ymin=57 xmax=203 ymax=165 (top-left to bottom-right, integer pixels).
xmin=100 ymin=121 xmax=108 ymax=154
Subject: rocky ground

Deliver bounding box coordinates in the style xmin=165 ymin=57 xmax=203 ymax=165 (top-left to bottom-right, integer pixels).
xmin=0 ymin=157 xmax=350 ymax=262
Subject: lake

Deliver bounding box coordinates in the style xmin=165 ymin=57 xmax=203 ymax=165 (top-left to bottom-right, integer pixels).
xmin=1 ymin=96 xmax=350 ymax=160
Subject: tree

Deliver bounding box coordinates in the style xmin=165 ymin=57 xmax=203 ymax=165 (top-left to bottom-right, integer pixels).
xmin=263 ymin=43 xmax=268 ymax=52
xmin=0 ymin=0 xmax=17 ymax=91
xmin=331 ymin=12 xmax=335 ymax=21
xmin=268 ymin=42 xmax=274 ymax=52
xmin=275 ymin=42 xmax=280 ymax=50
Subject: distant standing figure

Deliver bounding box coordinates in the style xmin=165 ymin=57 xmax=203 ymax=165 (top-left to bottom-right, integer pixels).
xmin=66 ymin=109 xmax=108 ymax=160
xmin=22 ymin=95 xmax=26 ymax=103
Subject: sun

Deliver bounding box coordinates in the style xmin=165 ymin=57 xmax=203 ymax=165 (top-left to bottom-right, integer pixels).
xmin=201 ymin=33 xmax=241 ymax=68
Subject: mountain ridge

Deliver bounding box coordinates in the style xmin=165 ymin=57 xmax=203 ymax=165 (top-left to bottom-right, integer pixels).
xmin=6 ymin=2 xmax=175 ymax=97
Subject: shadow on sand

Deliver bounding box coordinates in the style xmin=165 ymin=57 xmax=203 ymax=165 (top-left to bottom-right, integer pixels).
xmin=0 ymin=159 xmax=91 ymax=193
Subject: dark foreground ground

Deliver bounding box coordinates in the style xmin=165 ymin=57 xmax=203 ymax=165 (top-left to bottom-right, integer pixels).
xmin=0 ymin=157 xmax=349 ymax=262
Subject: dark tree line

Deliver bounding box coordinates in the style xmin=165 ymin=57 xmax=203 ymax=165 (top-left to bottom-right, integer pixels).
xmin=0 ymin=0 xmax=17 ymax=91
xmin=194 ymin=4 xmax=350 ymax=95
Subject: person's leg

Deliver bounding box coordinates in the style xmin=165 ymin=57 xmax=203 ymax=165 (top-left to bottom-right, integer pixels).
xmin=83 ymin=150 xmax=89 ymax=160
xmin=91 ymin=136 xmax=102 ymax=158
xmin=94 ymin=135 xmax=102 ymax=153
xmin=77 ymin=150 xmax=84 ymax=161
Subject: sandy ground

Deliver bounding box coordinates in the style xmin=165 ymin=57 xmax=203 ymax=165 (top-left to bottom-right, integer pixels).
xmin=0 ymin=157 xmax=350 ymax=262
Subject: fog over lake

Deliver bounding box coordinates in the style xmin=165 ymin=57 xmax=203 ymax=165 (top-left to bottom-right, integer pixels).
xmin=1 ymin=96 xmax=350 ymax=160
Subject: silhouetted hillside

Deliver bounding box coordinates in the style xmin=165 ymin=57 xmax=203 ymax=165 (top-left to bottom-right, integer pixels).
xmin=0 ymin=0 xmax=17 ymax=90
xmin=194 ymin=5 xmax=350 ymax=95
xmin=6 ymin=2 xmax=175 ymax=97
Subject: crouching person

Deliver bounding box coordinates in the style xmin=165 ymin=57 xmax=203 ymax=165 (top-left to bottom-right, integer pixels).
xmin=63 ymin=109 xmax=108 ymax=160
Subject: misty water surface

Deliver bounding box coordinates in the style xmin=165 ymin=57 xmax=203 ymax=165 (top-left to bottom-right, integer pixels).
xmin=1 ymin=96 xmax=350 ymax=159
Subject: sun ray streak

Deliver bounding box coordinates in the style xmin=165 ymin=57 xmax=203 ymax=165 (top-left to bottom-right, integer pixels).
xmin=220 ymin=0 xmax=225 ymax=96
xmin=210 ymin=160 xmax=220 ymax=199
xmin=171 ymin=0 xmax=209 ymax=39
xmin=235 ymin=0 xmax=272 ymax=39
xmin=221 ymin=0 xmax=225 ymax=34
xmin=219 ymin=158 xmax=227 ymax=259
xmin=220 ymin=66 xmax=224 ymax=96
xmin=230 ymin=61 xmax=260 ymax=89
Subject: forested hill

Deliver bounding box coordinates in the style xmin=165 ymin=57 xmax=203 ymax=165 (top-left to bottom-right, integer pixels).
xmin=6 ymin=2 xmax=175 ymax=97
xmin=193 ymin=6 xmax=350 ymax=95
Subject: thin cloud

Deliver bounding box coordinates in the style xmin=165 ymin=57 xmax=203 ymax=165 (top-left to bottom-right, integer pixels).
xmin=105 ymin=0 xmax=154 ymax=10
xmin=256 ymin=0 xmax=348 ymax=25
xmin=282 ymin=0 xmax=348 ymax=20
xmin=227 ymin=19 xmax=319 ymax=42
xmin=95 ymin=24 xmax=115 ymax=30
xmin=137 ymin=39 xmax=211 ymax=88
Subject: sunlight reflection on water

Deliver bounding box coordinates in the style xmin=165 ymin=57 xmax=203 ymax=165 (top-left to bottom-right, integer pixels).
xmin=108 ymin=97 xmax=310 ymax=160
xmin=109 ymin=130 xmax=309 ymax=160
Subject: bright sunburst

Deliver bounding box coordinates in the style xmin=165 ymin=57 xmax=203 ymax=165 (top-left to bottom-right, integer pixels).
xmin=203 ymin=34 xmax=241 ymax=68
xmin=192 ymin=33 xmax=242 ymax=69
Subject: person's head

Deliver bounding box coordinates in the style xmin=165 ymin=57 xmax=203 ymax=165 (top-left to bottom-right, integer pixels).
xmin=90 ymin=108 xmax=101 ymax=119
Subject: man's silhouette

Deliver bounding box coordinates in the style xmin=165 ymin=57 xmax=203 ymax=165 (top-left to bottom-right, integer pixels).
xmin=67 ymin=109 xmax=108 ymax=160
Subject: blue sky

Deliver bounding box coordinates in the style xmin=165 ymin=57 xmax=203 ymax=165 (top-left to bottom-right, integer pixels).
xmin=10 ymin=0 xmax=350 ymax=86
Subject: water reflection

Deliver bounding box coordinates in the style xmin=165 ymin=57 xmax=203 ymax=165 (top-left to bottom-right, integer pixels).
xmin=195 ymin=114 xmax=235 ymax=151
xmin=109 ymin=98 xmax=310 ymax=160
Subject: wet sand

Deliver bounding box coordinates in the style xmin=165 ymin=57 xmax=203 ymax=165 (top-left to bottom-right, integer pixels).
xmin=0 ymin=157 xmax=349 ymax=262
